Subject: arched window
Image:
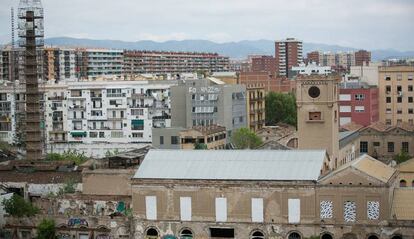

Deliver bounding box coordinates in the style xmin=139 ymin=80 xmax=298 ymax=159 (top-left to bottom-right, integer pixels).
xmin=321 ymin=233 xmax=333 ymax=239
xmin=400 ymin=180 xmax=407 ymax=187
xmin=367 ymin=235 xmax=379 ymax=239
xmin=288 ymin=232 xmax=301 ymax=239
xmin=145 ymin=228 xmax=159 ymax=239
xmin=250 ymin=230 xmax=265 ymax=239
xmin=391 ymin=235 xmax=402 ymax=239
xmin=179 ymin=228 xmax=193 ymax=239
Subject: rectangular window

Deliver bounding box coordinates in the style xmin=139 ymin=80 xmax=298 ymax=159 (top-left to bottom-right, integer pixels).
xmin=132 ymin=133 xmax=143 ymax=138
xmin=367 ymin=201 xmax=380 ymax=220
xmin=388 ymin=142 xmax=394 ymax=153
xmin=402 ymin=142 xmax=409 ymax=153
xmin=340 ymin=106 xmax=351 ymax=113
xmin=355 ymin=106 xmax=365 ymax=112
xmin=343 ymin=201 xmax=356 ymax=222
xmin=408 ymin=109 xmax=413 ymax=114
xmin=251 ymin=198 xmax=264 ymax=223
xmin=320 ymin=200 xmax=333 ymax=219
xmin=409 ymin=97 xmax=413 ymax=103
xmin=215 ymin=198 xmax=227 ymax=222
xmin=397 ymin=97 xmax=402 ymax=103
xmin=171 ymin=136 xmax=179 ymax=145
xmin=160 ymin=136 xmax=164 ymax=145
xmin=309 ymin=112 xmax=322 ymax=121
xmin=386 ymin=97 xmax=391 ymax=103
xmin=409 ymin=85 xmax=413 ymax=92
xmin=385 ymin=76 xmax=391 ymax=81
xmin=288 ymin=198 xmax=300 ymax=223
xmin=386 ymin=85 xmax=391 ymax=93
xmin=145 ymin=196 xmax=157 ymax=220
xmin=339 ymin=94 xmax=351 ymax=101
xmin=180 ymin=197 xmax=192 ymax=221
xmin=360 ymin=141 xmax=368 ymax=153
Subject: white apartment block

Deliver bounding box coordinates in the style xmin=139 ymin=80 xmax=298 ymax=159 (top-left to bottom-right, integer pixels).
xmin=0 ymin=79 xmax=178 ymax=157
xmin=291 ymin=63 xmax=332 ymax=76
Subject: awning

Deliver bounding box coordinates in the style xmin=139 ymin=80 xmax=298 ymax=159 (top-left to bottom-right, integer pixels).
xmin=70 ymin=131 xmax=87 ymax=137
xmin=131 ymin=119 xmax=144 ymax=126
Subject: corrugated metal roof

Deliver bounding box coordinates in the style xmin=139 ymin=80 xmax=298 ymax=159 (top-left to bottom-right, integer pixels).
xmin=133 ymin=150 xmax=326 ymax=181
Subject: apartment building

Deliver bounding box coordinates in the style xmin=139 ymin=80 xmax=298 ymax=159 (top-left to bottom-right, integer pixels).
xmin=306 ymin=51 xmax=320 ymax=65
xmin=355 ymin=50 xmax=372 ymax=66
xmin=275 ymin=38 xmax=303 ymax=76
xmin=171 ymin=78 xmax=247 ymax=138
xmin=308 ymin=50 xmax=371 ymax=71
xmin=74 ymin=49 xmax=123 ymax=79
xmin=350 ymin=62 xmax=381 ymax=86
xmin=0 ymin=79 xmax=178 ymax=156
xmin=339 ymin=82 xmax=379 ymax=126
xmin=378 ymin=66 xmax=414 ymax=125
xmin=43 ymin=47 xmax=76 ymax=82
xmin=251 ymin=55 xmax=276 ymax=73
xmin=123 ymin=50 xmax=229 ymax=75
xmin=246 ymin=84 xmax=265 ymax=132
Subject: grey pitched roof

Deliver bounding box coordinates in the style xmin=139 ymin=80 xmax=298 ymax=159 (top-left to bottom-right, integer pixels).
xmin=133 ymin=150 xmax=327 ymax=181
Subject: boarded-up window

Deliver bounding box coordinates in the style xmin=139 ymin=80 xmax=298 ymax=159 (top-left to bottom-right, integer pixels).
xmin=145 ymin=196 xmax=157 ymax=220
xmin=288 ymin=199 xmax=300 ymax=223
xmin=309 ymin=112 xmax=321 ymax=121
xmin=180 ymin=197 xmax=192 ymax=221
xmin=343 ymin=201 xmax=356 ymax=222
xmin=215 ymin=197 xmax=227 ymax=222
xmin=251 ymin=198 xmax=264 ymax=222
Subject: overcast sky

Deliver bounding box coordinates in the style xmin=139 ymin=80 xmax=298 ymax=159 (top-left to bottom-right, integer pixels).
xmin=0 ymin=0 xmax=413 ymax=50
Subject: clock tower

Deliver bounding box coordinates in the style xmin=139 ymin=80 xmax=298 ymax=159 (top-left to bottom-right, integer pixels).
xmin=296 ymin=75 xmax=340 ymax=169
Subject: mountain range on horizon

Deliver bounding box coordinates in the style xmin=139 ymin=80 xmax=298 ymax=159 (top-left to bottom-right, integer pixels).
xmin=9 ymin=37 xmax=414 ymax=61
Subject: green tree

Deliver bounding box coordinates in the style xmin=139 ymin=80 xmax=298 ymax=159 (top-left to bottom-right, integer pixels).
xmin=394 ymin=150 xmax=411 ymax=164
xmin=194 ymin=142 xmax=208 ymax=150
xmin=265 ymin=92 xmax=297 ymax=126
xmin=2 ymin=194 xmax=39 ymax=217
xmin=36 ymin=219 xmax=56 ymax=239
xmin=231 ymin=128 xmax=263 ymax=149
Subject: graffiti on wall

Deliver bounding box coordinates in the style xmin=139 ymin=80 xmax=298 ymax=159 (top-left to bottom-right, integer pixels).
xmin=68 ymin=218 xmax=88 ymax=227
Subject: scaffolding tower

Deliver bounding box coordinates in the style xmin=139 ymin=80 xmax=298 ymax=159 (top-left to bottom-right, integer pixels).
xmin=18 ymin=0 xmax=44 ymax=161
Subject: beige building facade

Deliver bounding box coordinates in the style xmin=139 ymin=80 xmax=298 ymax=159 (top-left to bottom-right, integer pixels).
xmin=246 ymin=84 xmax=266 ymax=132
xmin=358 ymin=122 xmax=414 ymax=163
xmin=378 ymin=66 xmax=414 ymax=126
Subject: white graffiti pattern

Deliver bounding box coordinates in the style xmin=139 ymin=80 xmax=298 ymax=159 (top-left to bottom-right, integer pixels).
xmin=320 ymin=200 xmax=333 ymax=219
xmin=367 ymin=201 xmax=380 ymax=220
xmin=343 ymin=201 xmax=356 ymax=222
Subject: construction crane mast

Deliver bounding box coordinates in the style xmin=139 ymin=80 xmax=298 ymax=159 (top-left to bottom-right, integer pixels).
xmin=18 ymin=0 xmax=44 ymax=161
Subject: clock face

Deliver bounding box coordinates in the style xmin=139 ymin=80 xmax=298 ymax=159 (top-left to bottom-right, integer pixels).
xmin=308 ymin=86 xmax=320 ymax=98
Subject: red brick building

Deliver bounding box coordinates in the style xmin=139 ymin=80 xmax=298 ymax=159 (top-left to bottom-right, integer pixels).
xmin=355 ymin=50 xmax=371 ymax=66
xmin=275 ymin=38 xmax=303 ymax=76
xmin=306 ymin=51 xmax=320 ymax=65
xmin=239 ymin=71 xmax=295 ymax=93
xmin=339 ymin=82 xmax=379 ymax=127
xmin=251 ymin=55 xmax=276 ymax=73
